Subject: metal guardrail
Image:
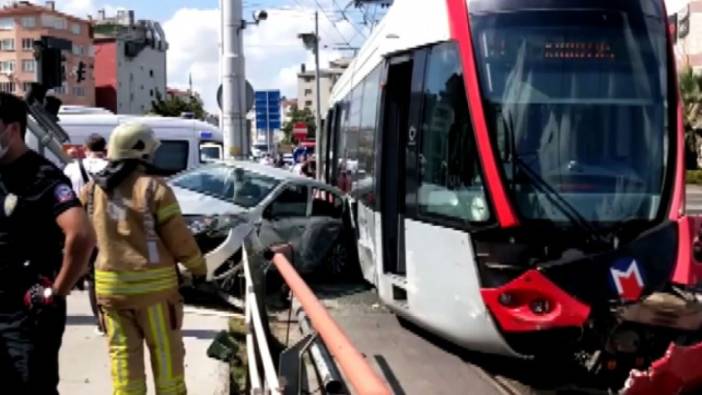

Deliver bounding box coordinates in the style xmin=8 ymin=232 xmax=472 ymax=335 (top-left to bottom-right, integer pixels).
xmin=243 ymin=245 xmax=282 ymax=394
xmin=242 ymin=237 xmax=391 ymax=395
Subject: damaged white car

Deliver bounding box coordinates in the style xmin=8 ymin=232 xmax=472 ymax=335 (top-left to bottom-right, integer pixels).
xmin=169 ymin=161 xmax=354 ymax=307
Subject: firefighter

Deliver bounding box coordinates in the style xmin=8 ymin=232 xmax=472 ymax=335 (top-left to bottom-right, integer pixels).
xmin=0 ymin=92 xmax=96 ymax=394
xmin=82 ymin=122 xmax=207 ymax=395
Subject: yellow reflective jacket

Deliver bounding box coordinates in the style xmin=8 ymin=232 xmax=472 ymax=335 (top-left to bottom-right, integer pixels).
xmin=81 ymin=168 xmax=206 ymax=309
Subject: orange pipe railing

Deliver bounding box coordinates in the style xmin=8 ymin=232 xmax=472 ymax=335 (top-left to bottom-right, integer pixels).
xmin=267 ymin=250 xmax=391 ymax=395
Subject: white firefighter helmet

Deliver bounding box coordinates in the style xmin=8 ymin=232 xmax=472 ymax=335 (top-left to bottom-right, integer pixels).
xmin=107 ymin=122 xmax=161 ymax=162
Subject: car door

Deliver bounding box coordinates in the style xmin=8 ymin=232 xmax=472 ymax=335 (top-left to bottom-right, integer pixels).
xmin=258 ymin=183 xmax=311 ymax=247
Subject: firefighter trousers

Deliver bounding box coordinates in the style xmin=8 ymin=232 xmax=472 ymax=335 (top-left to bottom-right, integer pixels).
xmin=101 ymin=298 xmax=187 ymax=395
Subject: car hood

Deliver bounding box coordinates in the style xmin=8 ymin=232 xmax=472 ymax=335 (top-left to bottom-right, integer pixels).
xmin=170 ymin=185 xmax=246 ymax=216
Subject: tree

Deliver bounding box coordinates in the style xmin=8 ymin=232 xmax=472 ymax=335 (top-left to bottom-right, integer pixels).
xmin=150 ymin=90 xmax=206 ymax=120
xmin=282 ymin=105 xmax=316 ymax=144
xmin=679 ymin=66 xmax=702 ymax=169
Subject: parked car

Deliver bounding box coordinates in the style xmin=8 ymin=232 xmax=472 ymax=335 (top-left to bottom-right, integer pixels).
xmin=169 ymin=161 xmax=354 ymax=306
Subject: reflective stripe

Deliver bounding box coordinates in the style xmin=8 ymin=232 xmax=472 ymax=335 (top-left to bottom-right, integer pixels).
xmin=96 ymin=267 xmax=175 ymax=282
xmin=143 ymin=179 xmax=160 ymax=264
xmin=96 ymin=268 xmax=178 ymax=296
xmin=157 ymin=203 xmax=180 ymax=224
xmin=97 ymin=277 xmax=177 ymax=296
xmin=147 ymin=303 xmax=173 ymax=383
xmin=106 ymin=314 xmax=129 ymax=390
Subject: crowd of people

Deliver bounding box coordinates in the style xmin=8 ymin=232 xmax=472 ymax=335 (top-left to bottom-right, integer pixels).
xmin=258 ymin=142 xmax=317 ymax=179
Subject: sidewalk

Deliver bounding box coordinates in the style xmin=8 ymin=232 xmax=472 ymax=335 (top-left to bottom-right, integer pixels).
xmin=58 ymin=291 xmax=232 ymax=394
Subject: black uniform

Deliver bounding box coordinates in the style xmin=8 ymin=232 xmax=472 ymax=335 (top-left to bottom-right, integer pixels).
xmin=0 ymin=150 xmax=82 ymax=394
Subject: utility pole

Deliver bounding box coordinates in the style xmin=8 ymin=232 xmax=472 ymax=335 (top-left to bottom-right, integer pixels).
xmin=222 ymin=0 xmax=247 ymax=159
xmin=314 ymin=11 xmax=322 ymax=179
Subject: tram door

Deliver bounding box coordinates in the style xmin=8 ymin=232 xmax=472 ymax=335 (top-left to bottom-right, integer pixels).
xmin=380 ymin=55 xmax=414 ymax=276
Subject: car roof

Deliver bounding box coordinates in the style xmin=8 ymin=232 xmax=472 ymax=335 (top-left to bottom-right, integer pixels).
xmin=205 ymin=160 xmax=337 ymax=189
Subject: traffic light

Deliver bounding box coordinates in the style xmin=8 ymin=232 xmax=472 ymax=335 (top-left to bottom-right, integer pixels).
xmin=76 ymin=61 xmax=86 ymax=83
xmin=32 ymin=38 xmax=69 ymax=90
xmin=34 ymin=46 xmax=63 ymax=89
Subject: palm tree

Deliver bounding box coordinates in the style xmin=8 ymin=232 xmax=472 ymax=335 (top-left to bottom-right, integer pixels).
xmin=679 ymin=66 xmax=702 ymax=169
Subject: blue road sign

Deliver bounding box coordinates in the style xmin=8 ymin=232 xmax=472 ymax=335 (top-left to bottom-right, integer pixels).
xmin=254 ymin=90 xmax=281 ymax=135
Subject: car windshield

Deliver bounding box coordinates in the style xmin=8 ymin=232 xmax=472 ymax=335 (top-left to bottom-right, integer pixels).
xmin=470 ymin=2 xmax=669 ymax=223
xmin=171 ymin=164 xmax=280 ymax=208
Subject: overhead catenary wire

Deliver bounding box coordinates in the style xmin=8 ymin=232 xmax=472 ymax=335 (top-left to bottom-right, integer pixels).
xmin=288 ymin=0 xmax=355 ymax=48
xmin=319 ymin=0 xmax=368 ymax=40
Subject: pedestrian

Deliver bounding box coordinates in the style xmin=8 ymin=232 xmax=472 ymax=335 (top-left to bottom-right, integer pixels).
xmin=63 ymin=133 xmax=108 ymax=195
xmin=81 ymin=122 xmax=207 ymax=394
xmin=63 ymin=133 xmax=108 ymax=335
xmin=0 ymin=92 xmax=96 ymax=394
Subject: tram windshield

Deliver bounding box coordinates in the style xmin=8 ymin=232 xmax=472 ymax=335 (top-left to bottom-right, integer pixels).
xmin=470 ymin=3 xmax=670 ymax=223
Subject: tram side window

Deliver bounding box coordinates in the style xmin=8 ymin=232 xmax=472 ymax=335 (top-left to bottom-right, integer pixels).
xmin=335 ymin=101 xmax=351 ymax=193
xmin=417 ymin=42 xmax=491 ymax=224
xmin=355 ymin=65 xmax=382 ymax=207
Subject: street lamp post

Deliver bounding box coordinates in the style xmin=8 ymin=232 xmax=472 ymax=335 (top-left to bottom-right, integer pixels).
xmin=299 ymin=11 xmax=322 ymax=179
xmin=221 ymin=0 xmax=267 ymax=160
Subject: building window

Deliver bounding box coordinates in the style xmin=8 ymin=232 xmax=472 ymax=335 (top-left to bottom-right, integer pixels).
xmin=149 ymin=89 xmax=154 ymax=97
xmin=1 ymin=39 xmax=15 ymax=51
xmin=149 ymin=69 xmax=154 ymax=77
xmin=304 ymin=89 xmax=312 ymax=96
xmin=72 ymin=44 xmax=82 ymax=56
xmin=305 ymin=100 xmax=313 ymax=107
xmin=22 ymin=81 xmax=33 ymax=92
xmin=21 ymin=38 xmax=33 ymax=51
xmin=0 ymin=17 xmax=14 ymax=30
xmin=72 ymin=86 xmax=85 ymax=97
xmin=0 ymin=82 xmax=15 ymax=93
xmin=21 ymin=16 xmax=36 ymax=28
xmin=71 ymin=23 xmax=80 ymax=35
xmin=42 ymin=15 xmax=67 ymax=30
xmin=0 ymin=60 xmax=15 ymax=73
xmin=53 ymin=83 xmax=67 ymax=95
xmin=21 ymin=59 xmax=35 ymax=72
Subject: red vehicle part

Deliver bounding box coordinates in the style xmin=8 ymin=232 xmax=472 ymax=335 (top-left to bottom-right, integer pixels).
xmin=622 ymin=341 xmax=702 ymax=395
xmin=480 ymin=270 xmax=591 ymax=332
xmin=446 ymin=0 xmax=519 ymax=229
xmin=671 ymin=215 xmax=702 ymax=286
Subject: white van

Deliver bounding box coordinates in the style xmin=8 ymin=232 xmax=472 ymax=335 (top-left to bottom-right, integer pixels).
xmin=48 ymin=113 xmax=223 ymax=175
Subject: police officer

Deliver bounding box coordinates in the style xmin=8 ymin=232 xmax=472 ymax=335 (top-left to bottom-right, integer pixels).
xmin=82 ymin=122 xmax=207 ymax=394
xmin=0 ymin=92 xmax=96 ymax=394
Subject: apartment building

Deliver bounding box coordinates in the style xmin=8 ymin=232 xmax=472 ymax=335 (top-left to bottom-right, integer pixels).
xmin=93 ymin=9 xmax=168 ymax=114
xmin=0 ymin=1 xmax=94 ymax=105
xmin=297 ymin=57 xmax=351 ymax=119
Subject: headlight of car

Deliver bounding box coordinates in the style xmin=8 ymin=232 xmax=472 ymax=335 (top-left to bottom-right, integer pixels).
xmin=185 ymin=213 xmax=251 ymax=238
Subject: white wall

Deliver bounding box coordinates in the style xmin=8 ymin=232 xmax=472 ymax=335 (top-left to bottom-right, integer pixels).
xmin=116 ymin=42 xmax=167 ymax=114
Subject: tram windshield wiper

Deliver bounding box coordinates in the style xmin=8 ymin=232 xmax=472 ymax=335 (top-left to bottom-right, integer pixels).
xmin=498 ymin=111 xmax=613 ymax=247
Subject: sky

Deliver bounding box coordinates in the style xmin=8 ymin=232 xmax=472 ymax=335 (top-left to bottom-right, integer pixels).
xmin=30 ymin=0 xmax=688 ymax=112
xmin=41 ymin=0 xmax=378 ymax=113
